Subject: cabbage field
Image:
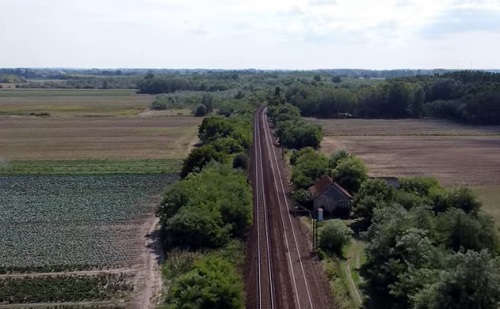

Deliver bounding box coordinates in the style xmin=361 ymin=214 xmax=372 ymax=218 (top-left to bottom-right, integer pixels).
xmin=0 ymin=174 xmax=178 ymax=272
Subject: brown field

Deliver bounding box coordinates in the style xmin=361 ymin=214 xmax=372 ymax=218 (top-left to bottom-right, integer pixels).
xmin=315 ymin=118 xmax=500 ymax=186
xmin=315 ymin=118 xmax=500 ymax=224
xmin=0 ymin=116 xmax=202 ymax=160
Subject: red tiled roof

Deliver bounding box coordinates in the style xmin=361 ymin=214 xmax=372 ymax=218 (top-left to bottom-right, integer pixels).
xmin=308 ymin=175 xmax=334 ymax=197
xmin=308 ymin=175 xmax=352 ymax=199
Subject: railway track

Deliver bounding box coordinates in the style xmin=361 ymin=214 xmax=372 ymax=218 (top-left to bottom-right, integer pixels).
xmin=253 ymin=106 xmax=276 ymax=308
xmin=248 ymin=106 xmax=331 ymax=309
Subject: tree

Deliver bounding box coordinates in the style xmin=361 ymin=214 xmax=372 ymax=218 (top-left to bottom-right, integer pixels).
xmin=193 ymin=104 xmax=207 ymax=116
xmin=180 ymin=145 xmax=227 ymax=178
xmin=291 ymin=150 xmax=329 ymax=190
xmin=331 ymin=156 xmax=368 ymax=193
xmin=198 ymin=117 xmax=235 ymax=144
xmin=331 ymin=76 xmax=342 ymax=83
xmin=200 ymin=93 xmax=214 ymax=112
xmin=167 ymin=256 xmax=245 ymax=309
xmin=413 ymin=250 xmax=500 ymax=309
xmin=436 ymin=209 xmax=499 ymax=253
xmin=352 ymin=178 xmax=394 ymax=223
xmin=328 ymin=150 xmax=352 ymax=169
xmin=165 ymin=205 xmax=230 ymax=249
xmin=274 ymin=119 xmax=323 ymax=150
xmin=447 ymin=187 xmax=482 ymax=214
xmin=429 ymin=78 xmax=458 ymax=101
xmin=232 ymin=153 xmax=248 ymax=170
xmin=410 ymin=84 xmax=425 ymax=117
xmin=158 ymin=164 xmax=252 ymax=248
xmin=319 ymin=219 xmax=353 ymax=255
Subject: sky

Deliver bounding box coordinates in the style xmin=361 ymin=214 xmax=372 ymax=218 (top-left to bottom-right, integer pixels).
xmin=0 ymin=0 xmax=499 ymax=70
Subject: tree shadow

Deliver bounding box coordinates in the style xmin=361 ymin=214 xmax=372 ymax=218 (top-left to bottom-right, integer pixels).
xmin=145 ymin=228 xmax=164 ymax=266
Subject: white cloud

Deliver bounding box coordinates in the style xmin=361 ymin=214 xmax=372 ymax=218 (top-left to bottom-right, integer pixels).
xmin=0 ymin=0 xmax=498 ymax=69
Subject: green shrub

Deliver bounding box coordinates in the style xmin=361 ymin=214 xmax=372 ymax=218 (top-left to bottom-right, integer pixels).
xmin=319 ymin=219 xmax=353 ymax=256
xmin=166 ymin=256 xmax=245 ymax=309
xmin=233 ymin=153 xmax=249 ymax=170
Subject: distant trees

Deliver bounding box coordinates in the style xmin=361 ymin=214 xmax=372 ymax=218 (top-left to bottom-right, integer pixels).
xmin=280 ymin=70 xmax=500 ymax=125
xmin=267 ymin=103 xmax=323 ymax=149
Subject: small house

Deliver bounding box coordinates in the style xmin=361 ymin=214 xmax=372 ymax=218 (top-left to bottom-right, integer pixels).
xmin=309 ymin=175 xmax=352 ymax=217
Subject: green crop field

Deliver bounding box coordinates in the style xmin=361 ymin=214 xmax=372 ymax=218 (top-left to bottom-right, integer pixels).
xmin=0 ymin=159 xmax=183 ymax=176
xmin=0 ymin=274 xmax=134 ymax=304
xmin=0 ymin=86 xmax=197 ymax=306
xmin=0 ymin=174 xmax=177 ymax=272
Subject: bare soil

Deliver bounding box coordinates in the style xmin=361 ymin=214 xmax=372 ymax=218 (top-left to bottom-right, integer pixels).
xmin=316 ymin=119 xmax=500 ymax=187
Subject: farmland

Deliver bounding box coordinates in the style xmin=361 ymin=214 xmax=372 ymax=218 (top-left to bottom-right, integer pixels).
xmin=0 ymin=174 xmax=176 ymax=271
xmin=0 ymin=89 xmax=155 ymax=117
xmin=315 ymin=118 xmax=500 ymax=224
xmin=0 ymin=88 xmax=199 ymax=307
xmin=0 ymin=116 xmax=201 ymax=161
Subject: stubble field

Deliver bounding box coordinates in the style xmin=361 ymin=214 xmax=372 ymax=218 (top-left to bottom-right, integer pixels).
xmin=314 ymin=118 xmax=500 ymax=224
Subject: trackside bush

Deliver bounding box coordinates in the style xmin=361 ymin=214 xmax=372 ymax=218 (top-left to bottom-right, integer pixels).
xmin=319 ymin=219 xmax=353 ymax=256
xmin=166 ymin=256 xmax=245 ymax=309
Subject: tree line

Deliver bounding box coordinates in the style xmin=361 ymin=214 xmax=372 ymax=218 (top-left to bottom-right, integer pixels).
xmin=155 ymin=106 xmax=254 ymax=308
xmin=283 ymin=71 xmax=500 ymax=124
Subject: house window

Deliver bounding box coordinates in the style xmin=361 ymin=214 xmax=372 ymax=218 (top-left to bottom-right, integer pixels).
xmin=338 ymin=201 xmax=350 ymax=208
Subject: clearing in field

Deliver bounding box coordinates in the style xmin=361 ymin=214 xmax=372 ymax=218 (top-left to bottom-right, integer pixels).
xmin=315 ymin=118 xmax=500 ymax=224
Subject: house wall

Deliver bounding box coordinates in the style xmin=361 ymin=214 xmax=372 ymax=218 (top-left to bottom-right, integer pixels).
xmin=313 ymin=186 xmax=352 ymax=216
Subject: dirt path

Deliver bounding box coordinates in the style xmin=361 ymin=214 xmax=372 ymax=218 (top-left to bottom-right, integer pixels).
xmin=129 ymin=216 xmax=164 ymax=309
xmin=0 ymin=268 xmax=136 ymax=278
xmin=345 ymin=260 xmax=363 ymax=305
xmin=0 ymin=301 xmax=126 ymax=308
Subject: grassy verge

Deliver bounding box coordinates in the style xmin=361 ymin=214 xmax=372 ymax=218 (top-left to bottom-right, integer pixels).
xmin=474 ymin=185 xmax=500 ymax=228
xmin=322 ymin=252 xmax=358 ymax=309
xmin=319 ymin=240 xmax=366 ymax=309
xmin=0 ymin=159 xmax=182 ymax=176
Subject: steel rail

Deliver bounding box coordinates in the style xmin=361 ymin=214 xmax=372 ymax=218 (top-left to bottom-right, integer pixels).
xmin=254 ymin=107 xmax=276 ymax=309
xmin=261 ymin=107 xmax=315 ymax=309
